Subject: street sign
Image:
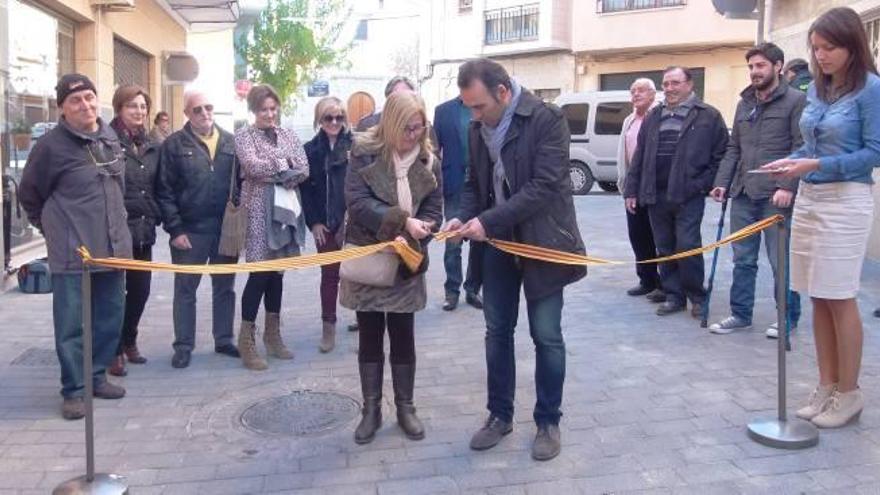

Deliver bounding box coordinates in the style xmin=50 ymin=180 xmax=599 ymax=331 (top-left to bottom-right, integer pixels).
xmin=308 ymin=80 xmax=330 ymax=97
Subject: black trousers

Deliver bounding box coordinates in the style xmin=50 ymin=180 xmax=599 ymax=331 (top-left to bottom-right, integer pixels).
xmin=647 ymin=194 xmax=707 ymax=306
xmin=241 ymin=271 xmax=283 ymax=322
xmin=626 ymin=204 xmax=660 ymax=290
xmin=118 ymin=245 xmax=153 ymax=353
xmin=357 ymin=311 xmax=415 ymax=365
xmin=3 ymin=200 xmax=11 ymax=268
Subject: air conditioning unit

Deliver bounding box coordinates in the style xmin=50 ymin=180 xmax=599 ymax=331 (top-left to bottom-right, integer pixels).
xmin=91 ymin=0 xmax=135 ymax=9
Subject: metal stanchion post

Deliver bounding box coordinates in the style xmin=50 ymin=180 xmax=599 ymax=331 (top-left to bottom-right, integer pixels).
xmin=746 ymin=222 xmax=818 ymax=449
xmin=53 ymin=268 xmax=128 ymax=494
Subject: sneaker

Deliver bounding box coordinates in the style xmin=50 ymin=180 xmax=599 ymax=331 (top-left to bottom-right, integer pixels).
xmin=796 ymin=383 xmax=836 ymax=420
xmin=765 ymin=322 xmax=798 ymax=339
xmin=93 ymin=381 xmax=126 ymax=399
xmin=709 ymin=316 xmax=752 ymax=335
xmin=469 ymin=415 xmax=512 ymax=451
xmin=811 ymin=389 xmax=864 ymax=428
xmin=61 ymin=397 xmax=85 ymax=420
xmin=531 ymin=424 xmax=561 ymax=461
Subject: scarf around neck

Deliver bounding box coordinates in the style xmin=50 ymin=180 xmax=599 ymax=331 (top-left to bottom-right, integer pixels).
xmin=392 ymin=146 xmax=421 ymax=215
xmin=479 ymin=79 xmax=522 ymax=205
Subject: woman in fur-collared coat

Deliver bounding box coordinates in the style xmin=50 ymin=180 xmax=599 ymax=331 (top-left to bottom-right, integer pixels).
xmin=341 ymin=92 xmax=443 ymax=445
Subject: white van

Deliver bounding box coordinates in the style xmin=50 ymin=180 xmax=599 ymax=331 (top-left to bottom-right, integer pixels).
xmin=555 ymin=91 xmax=633 ymax=195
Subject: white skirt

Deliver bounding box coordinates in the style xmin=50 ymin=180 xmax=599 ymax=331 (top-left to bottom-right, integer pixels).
xmin=790 ymin=181 xmax=874 ymax=299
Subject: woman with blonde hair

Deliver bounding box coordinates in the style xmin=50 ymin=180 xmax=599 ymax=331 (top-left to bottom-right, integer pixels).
xmin=341 ymin=91 xmax=443 ymax=444
xmin=302 ymin=96 xmax=352 ymax=352
xmin=763 ymin=6 xmax=880 ymax=428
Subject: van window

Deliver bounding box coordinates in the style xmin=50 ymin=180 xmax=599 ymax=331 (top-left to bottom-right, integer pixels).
xmin=595 ymin=102 xmax=632 ymax=135
xmin=561 ymin=103 xmax=589 ymax=135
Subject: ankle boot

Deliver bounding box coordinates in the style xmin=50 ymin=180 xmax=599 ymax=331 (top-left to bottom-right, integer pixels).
xmin=391 ymin=363 xmax=424 ymax=440
xmin=108 ymin=354 xmax=127 ymax=377
xmin=354 ymin=361 xmax=383 ymax=444
xmin=238 ymin=321 xmax=268 ymax=370
xmin=811 ymin=388 xmax=864 ymax=428
xmin=319 ymin=321 xmax=336 ymax=353
xmin=796 ymin=383 xmax=836 ymax=420
xmin=122 ymin=344 xmax=147 ymax=364
xmin=263 ymin=313 xmax=293 ymax=360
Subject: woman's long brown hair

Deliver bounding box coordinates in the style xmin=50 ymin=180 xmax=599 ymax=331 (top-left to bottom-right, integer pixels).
xmin=808 ymin=7 xmax=878 ymax=102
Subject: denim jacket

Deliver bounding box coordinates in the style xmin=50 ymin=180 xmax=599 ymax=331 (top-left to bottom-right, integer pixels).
xmin=790 ymin=73 xmax=880 ymax=184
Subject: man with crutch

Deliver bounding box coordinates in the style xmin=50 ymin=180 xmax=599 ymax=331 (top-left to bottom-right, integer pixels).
xmin=708 ymin=43 xmax=804 ymax=338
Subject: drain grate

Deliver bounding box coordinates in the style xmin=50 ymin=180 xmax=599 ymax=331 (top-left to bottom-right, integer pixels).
xmin=11 ymin=348 xmax=57 ymax=367
xmin=240 ymin=390 xmax=360 ymax=437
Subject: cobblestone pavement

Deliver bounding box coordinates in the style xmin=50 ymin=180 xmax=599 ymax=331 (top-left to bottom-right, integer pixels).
xmin=0 ymin=192 xmax=878 ymax=494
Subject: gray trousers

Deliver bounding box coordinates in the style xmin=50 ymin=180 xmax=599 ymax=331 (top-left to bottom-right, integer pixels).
xmin=170 ymin=232 xmax=237 ymax=352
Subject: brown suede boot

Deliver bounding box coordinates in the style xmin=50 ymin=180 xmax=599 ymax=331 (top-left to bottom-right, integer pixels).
xmin=263 ymin=313 xmax=293 ymax=360
xmin=319 ymin=321 xmax=336 ymax=353
xmin=238 ymin=321 xmax=268 ymax=370
xmin=108 ymin=355 xmax=127 ymax=377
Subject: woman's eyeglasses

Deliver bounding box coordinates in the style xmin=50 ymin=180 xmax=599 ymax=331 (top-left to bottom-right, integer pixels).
xmin=404 ymin=124 xmax=425 ymax=136
xmin=322 ymin=114 xmax=346 ymax=124
xmin=124 ymin=103 xmax=148 ymax=111
xmin=192 ymin=104 xmax=214 ymax=115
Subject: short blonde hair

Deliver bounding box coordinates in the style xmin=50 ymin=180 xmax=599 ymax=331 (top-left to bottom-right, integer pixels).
xmin=313 ymin=96 xmax=347 ymax=130
xmin=355 ymin=92 xmax=432 ymax=164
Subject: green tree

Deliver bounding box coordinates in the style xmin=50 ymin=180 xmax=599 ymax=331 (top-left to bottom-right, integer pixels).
xmin=237 ymin=0 xmax=351 ymax=110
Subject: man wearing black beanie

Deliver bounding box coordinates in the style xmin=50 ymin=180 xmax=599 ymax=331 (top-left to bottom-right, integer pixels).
xmin=19 ymin=73 xmax=132 ymax=420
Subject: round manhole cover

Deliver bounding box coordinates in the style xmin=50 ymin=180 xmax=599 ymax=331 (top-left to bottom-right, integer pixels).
xmin=240 ymin=391 xmax=360 ymax=437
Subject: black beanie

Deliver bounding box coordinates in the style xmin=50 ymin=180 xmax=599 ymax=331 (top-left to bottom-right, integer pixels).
xmin=56 ymin=73 xmax=97 ymax=106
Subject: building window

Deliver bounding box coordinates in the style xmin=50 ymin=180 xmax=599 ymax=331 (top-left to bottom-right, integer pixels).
xmin=355 ymin=19 xmax=368 ymax=41
xmin=599 ymin=68 xmax=705 ymax=100
xmin=484 ymin=4 xmax=539 ymax=45
xmin=595 ymin=102 xmax=632 ymax=135
xmin=3 ymin=0 xmax=74 ymax=251
xmin=596 ymin=0 xmax=687 ymax=14
xmin=114 ymin=38 xmax=150 ymax=89
xmin=561 ymin=103 xmax=589 ymax=135
xmin=865 ymin=17 xmax=880 ymax=64
xmin=459 ymin=0 xmax=472 ymax=12
xmin=533 ymin=88 xmax=560 ymax=102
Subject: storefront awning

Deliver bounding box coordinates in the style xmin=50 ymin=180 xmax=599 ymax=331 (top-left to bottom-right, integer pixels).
xmin=164 ymin=0 xmax=240 ymax=26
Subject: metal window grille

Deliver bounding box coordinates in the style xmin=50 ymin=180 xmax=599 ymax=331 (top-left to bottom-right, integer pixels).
xmin=113 ymin=38 xmax=150 ymax=88
xmin=596 ymin=0 xmax=686 ymax=14
xmin=484 ymin=4 xmax=539 ymax=45
xmin=865 ymin=17 xmax=880 ymax=65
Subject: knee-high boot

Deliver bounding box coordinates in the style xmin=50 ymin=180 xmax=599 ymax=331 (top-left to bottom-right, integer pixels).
xmin=391 ymin=363 xmax=424 ymax=440
xmin=354 ymin=360 xmax=383 ymax=444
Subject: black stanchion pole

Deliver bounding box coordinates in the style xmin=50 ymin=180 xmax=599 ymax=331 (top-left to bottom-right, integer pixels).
xmin=746 ymin=221 xmax=818 ymax=449
xmin=53 ymin=267 xmax=128 ymax=494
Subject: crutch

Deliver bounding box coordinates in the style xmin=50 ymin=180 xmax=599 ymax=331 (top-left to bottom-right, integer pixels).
xmin=701 ymin=196 xmax=729 ymax=328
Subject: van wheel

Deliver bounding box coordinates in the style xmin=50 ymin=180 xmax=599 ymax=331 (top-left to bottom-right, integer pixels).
xmin=598 ymin=181 xmax=618 ymax=193
xmin=569 ymin=161 xmax=594 ymax=195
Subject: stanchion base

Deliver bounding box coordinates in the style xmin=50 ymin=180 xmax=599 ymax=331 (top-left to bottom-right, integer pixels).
xmin=747 ymin=418 xmax=819 ymax=450
xmin=52 ymin=474 xmax=128 ymax=495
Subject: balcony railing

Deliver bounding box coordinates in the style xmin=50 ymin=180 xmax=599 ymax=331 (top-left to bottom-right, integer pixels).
xmin=484 ymin=4 xmax=539 ymax=45
xmin=596 ymin=0 xmax=686 ymax=14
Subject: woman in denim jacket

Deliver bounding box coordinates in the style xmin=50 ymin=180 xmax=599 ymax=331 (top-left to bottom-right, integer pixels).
xmin=764 ymin=7 xmax=880 ymax=428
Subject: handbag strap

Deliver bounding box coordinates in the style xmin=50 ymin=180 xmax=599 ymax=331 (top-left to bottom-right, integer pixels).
xmin=227 ymin=154 xmax=238 ymax=204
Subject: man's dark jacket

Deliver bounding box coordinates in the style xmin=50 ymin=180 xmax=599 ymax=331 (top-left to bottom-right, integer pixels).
xmin=623 ymin=98 xmax=729 ymax=205
xmin=156 ymin=123 xmax=236 ymax=239
xmin=115 ymin=130 xmax=162 ymax=248
xmin=714 ymin=83 xmax=805 ymax=199
xmin=459 ymin=90 xmax=586 ymax=301
xmin=18 ymin=118 xmax=133 ymax=274
xmin=433 ymin=97 xmax=469 ymax=199
xmin=301 ymin=129 xmax=352 ymax=234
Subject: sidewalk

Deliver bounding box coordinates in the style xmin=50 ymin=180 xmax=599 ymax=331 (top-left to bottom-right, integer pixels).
xmin=0 ymin=194 xmax=878 ymax=494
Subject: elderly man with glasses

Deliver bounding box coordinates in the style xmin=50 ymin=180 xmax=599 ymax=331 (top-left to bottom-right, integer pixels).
xmin=156 ymin=90 xmax=241 ymax=369
xmin=19 ymin=73 xmax=133 ymax=420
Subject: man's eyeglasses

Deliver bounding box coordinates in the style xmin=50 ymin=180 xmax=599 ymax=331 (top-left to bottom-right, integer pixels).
xmin=192 ymin=104 xmax=214 ymax=115
xmin=404 ymin=124 xmax=425 ymax=136
xmin=322 ymin=114 xmax=346 ymax=124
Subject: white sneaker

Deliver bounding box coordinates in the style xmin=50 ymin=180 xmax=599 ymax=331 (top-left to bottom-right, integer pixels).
xmin=811 ymin=389 xmax=864 ymax=428
xmin=765 ymin=322 xmax=798 ymax=339
xmin=795 ymin=383 xmax=836 ymax=420
xmin=709 ymin=316 xmax=751 ymax=335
